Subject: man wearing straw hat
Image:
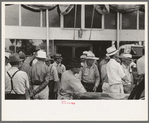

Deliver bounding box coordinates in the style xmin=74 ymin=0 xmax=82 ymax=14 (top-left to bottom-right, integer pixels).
xmin=79 ymin=51 xmax=100 ymax=92
xmin=29 ymin=50 xmax=51 ymax=100
xmin=5 ymin=53 xmax=30 ymax=99
xmin=119 ymin=53 xmax=134 ymax=94
xmin=106 ymin=46 xmax=130 ymax=94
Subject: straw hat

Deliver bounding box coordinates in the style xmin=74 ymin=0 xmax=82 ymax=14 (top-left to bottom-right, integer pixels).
xmin=85 ymin=51 xmax=99 ymax=60
xmin=106 ymin=46 xmax=119 ymax=56
xmin=9 ymin=53 xmax=23 ymax=63
xmin=36 ymin=50 xmax=46 ymax=59
xmin=119 ymin=53 xmax=132 ymax=59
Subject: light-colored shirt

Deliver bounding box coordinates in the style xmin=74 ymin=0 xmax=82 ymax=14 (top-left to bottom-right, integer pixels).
xmin=58 ymin=70 xmax=86 ymax=99
xmin=121 ymin=63 xmax=133 ymax=84
xmin=53 ymin=62 xmax=66 ymax=74
xmin=5 ymin=67 xmax=29 ymax=94
xmin=49 ymin=64 xmax=59 ymax=81
xmin=137 ymin=56 xmax=145 ymax=75
xmin=107 ymin=59 xmax=126 ymax=85
xmin=79 ymin=64 xmax=100 ymax=87
xmin=29 ymin=61 xmax=51 ymax=84
xmin=5 ymin=63 xmax=11 ymax=72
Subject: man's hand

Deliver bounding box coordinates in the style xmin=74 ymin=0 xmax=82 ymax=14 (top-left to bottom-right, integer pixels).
xmin=93 ymin=86 xmax=98 ymax=92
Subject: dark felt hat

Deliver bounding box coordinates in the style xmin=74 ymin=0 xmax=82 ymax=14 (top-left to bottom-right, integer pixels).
xmin=68 ymin=57 xmax=82 ymax=68
xmin=9 ymin=53 xmax=23 ymax=63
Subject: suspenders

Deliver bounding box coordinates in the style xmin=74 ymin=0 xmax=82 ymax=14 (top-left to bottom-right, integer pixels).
xmin=7 ymin=70 xmax=20 ymax=94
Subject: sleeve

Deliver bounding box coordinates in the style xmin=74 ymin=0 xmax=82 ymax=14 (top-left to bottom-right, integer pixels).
xmin=23 ymin=72 xmax=30 ymax=89
xmin=137 ymin=60 xmax=142 ymax=75
xmin=52 ymin=66 xmax=59 ymax=82
xmin=94 ymin=65 xmax=100 ymax=87
xmin=69 ymin=77 xmax=86 ymax=93
xmin=117 ymin=63 xmax=126 ymax=79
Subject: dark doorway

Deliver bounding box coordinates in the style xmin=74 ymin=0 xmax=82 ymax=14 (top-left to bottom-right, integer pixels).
xmin=57 ymin=46 xmax=72 ymax=69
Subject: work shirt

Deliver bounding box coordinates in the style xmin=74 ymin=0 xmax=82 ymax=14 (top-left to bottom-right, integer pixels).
xmin=49 ymin=64 xmax=59 ymax=82
xmin=53 ymin=62 xmax=66 ymax=74
xmin=5 ymin=67 xmax=29 ymax=94
xmin=20 ymin=62 xmax=31 ymax=75
xmin=107 ymin=59 xmax=126 ymax=85
xmin=79 ymin=64 xmax=100 ymax=87
xmin=29 ymin=61 xmax=51 ymax=85
xmin=5 ymin=63 xmax=11 ymax=72
xmin=121 ymin=63 xmax=133 ymax=84
xmin=137 ymin=56 xmax=145 ymax=75
xmin=58 ymin=70 xmax=86 ymax=99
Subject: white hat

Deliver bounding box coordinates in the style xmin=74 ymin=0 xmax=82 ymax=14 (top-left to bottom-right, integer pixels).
xmin=119 ymin=53 xmax=132 ymax=59
xmin=85 ymin=51 xmax=99 ymax=60
xmin=36 ymin=50 xmax=46 ymax=59
xmin=106 ymin=46 xmax=119 ymax=56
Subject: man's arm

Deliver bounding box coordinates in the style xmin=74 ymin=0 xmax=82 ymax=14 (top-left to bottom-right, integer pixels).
xmin=93 ymin=65 xmax=100 ymax=92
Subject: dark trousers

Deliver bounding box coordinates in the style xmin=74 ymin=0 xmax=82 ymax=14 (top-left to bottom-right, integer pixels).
xmin=81 ymin=81 xmax=95 ymax=92
xmin=5 ymin=94 xmax=26 ymax=100
xmin=48 ymin=80 xmax=56 ymax=99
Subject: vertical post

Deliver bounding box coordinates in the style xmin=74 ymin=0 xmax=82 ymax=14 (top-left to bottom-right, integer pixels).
xmin=120 ymin=13 xmax=122 ymax=30
xmin=52 ymin=40 xmax=54 ymax=55
xmin=102 ymin=14 xmax=104 ymax=29
xmin=19 ymin=4 xmax=21 ymax=27
xmin=46 ymin=9 xmax=49 ymax=56
xmin=14 ymin=39 xmax=16 ymax=53
xmin=40 ymin=10 xmax=43 ymax=27
xmin=117 ymin=12 xmax=120 ymax=49
xmin=81 ymin=4 xmax=85 ymax=29
xmin=137 ymin=10 xmax=139 ymax=30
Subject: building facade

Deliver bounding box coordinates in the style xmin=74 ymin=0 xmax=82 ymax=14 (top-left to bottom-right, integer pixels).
xmin=4 ymin=4 xmax=145 ymax=66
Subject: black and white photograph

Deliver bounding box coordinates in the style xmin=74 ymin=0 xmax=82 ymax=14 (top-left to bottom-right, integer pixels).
xmin=2 ymin=1 xmax=148 ymax=121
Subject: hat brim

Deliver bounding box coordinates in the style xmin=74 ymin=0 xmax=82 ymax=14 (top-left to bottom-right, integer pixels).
xmin=85 ymin=57 xmax=99 ymax=60
xmin=119 ymin=56 xmax=132 ymax=60
xmin=36 ymin=56 xmax=46 ymax=59
xmin=106 ymin=50 xmax=119 ymax=57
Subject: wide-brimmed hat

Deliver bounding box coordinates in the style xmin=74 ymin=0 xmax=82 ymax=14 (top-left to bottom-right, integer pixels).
xmin=36 ymin=50 xmax=46 ymax=59
xmin=119 ymin=53 xmax=132 ymax=60
xmin=85 ymin=51 xmax=99 ymax=60
xmin=9 ymin=53 xmax=23 ymax=63
xmin=53 ymin=54 xmax=63 ymax=59
xmin=68 ymin=57 xmax=82 ymax=68
xmin=106 ymin=46 xmax=119 ymax=56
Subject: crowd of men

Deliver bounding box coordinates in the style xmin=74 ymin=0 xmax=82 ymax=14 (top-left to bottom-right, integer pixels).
xmin=5 ymin=45 xmax=145 ymax=100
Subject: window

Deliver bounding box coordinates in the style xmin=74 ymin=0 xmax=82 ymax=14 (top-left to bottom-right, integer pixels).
xmin=139 ymin=11 xmax=145 ymax=29
xmin=64 ymin=5 xmax=81 ymax=28
xmin=49 ymin=8 xmax=60 ymax=27
xmin=85 ymin=5 xmax=102 ymax=28
xmin=104 ymin=12 xmax=117 ymax=29
xmin=122 ymin=11 xmax=137 ymax=29
xmin=21 ymin=5 xmax=40 ymax=27
xmin=5 ymin=4 xmax=19 ymax=26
